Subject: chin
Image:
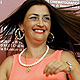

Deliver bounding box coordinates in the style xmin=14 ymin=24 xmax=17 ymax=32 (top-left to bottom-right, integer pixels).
xmin=35 ymin=38 xmax=47 ymax=43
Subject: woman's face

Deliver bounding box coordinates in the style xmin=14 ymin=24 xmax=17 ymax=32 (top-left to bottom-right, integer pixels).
xmin=21 ymin=5 xmax=51 ymax=45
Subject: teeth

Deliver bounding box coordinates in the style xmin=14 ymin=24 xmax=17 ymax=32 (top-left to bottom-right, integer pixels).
xmin=35 ymin=30 xmax=43 ymax=32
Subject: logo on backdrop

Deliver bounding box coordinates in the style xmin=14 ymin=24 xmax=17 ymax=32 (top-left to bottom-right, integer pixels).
xmin=46 ymin=0 xmax=80 ymax=8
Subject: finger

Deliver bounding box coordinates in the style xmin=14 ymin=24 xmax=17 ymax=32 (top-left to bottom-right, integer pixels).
xmin=44 ymin=60 xmax=56 ymax=73
xmin=45 ymin=68 xmax=51 ymax=76
xmin=50 ymin=60 xmax=64 ymax=74
xmin=44 ymin=60 xmax=63 ymax=75
xmin=55 ymin=62 xmax=69 ymax=74
xmin=55 ymin=66 xmax=64 ymax=74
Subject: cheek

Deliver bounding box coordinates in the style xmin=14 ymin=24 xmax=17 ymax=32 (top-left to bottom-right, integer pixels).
xmin=46 ymin=23 xmax=51 ymax=31
xmin=26 ymin=21 xmax=36 ymax=28
xmin=23 ymin=21 xmax=33 ymax=29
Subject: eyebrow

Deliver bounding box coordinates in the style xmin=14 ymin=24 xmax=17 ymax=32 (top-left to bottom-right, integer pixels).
xmin=29 ymin=13 xmax=50 ymax=17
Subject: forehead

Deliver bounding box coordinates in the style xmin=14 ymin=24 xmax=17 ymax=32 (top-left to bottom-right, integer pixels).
xmin=26 ymin=5 xmax=50 ymax=16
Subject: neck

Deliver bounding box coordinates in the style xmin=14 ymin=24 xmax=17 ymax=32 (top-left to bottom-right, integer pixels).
xmin=24 ymin=44 xmax=47 ymax=59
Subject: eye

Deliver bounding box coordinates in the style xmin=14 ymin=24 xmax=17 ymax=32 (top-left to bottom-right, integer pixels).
xmin=29 ymin=16 xmax=38 ymax=20
xmin=43 ymin=16 xmax=50 ymax=21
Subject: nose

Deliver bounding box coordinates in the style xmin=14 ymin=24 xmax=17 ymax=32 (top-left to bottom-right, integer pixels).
xmin=37 ymin=18 xmax=44 ymax=27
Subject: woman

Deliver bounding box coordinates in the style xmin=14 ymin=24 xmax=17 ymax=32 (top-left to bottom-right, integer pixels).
xmin=0 ymin=0 xmax=80 ymax=80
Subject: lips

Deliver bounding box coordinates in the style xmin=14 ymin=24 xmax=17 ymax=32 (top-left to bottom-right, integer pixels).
xmin=33 ymin=28 xmax=45 ymax=34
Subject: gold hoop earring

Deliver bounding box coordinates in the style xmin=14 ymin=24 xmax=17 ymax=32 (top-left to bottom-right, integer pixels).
xmin=15 ymin=28 xmax=25 ymax=40
xmin=47 ymin=32 xmax=54 ymax=43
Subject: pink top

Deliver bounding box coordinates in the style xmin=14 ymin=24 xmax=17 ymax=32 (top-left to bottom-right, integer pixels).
xmin=9 ymin=50 xmax=66 ymax=80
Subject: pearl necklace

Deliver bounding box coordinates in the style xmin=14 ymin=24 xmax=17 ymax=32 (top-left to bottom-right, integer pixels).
xmin=19 ymin=45 xmax=49 ymax=67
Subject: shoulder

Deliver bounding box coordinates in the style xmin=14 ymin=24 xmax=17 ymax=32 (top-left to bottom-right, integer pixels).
xmin=61 ymin=51 xmax=74 ymax=59
xmin=61 ymin=50 xmax=80 ymax=66
xmin=61 ymin=51 xmax=75 ymax=61
xmin=0 ymin=56 xmax=13 ymax=71
xmin=2 ymin=56 xmax=13 ymax=66
xmin=0 ymin=56 xmax=13 ymax=79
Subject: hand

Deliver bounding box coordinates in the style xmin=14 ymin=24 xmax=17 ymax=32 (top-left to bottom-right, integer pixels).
xmin=43 ymin=60 xmax=70 ymax=76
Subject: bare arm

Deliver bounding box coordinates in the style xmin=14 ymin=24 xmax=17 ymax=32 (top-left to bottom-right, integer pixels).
xmin=0 ymin=56 xmax=13 ymax=80
xmin=62 ymin=51 xmax=80 ymax=80
xmin=44 ymin=51 xmax=80 ymax=80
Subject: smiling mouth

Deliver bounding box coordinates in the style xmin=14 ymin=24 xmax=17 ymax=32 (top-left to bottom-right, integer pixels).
xmin=33 ymin=29 xmax=45 ymax=33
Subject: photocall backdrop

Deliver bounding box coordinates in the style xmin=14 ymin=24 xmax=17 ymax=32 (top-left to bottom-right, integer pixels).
xmin=0 ymin=0 xmax=80 ymax=64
